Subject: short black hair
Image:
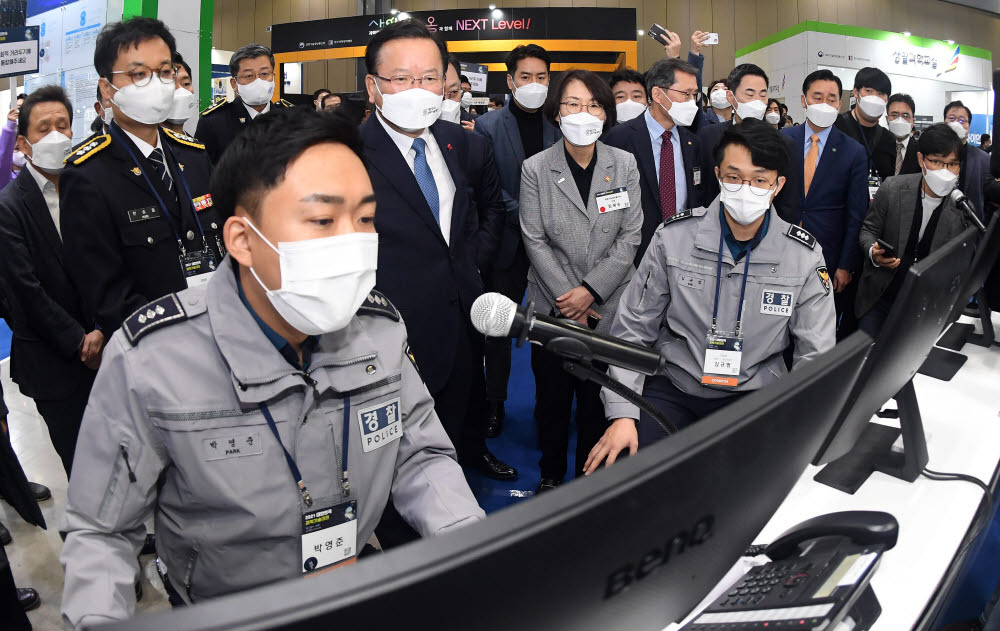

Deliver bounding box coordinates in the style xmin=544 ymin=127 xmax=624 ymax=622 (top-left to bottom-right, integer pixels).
xmin=609 ymin=68 xmax=645 ymax=92
xmin=505 ymin=44 xmax=551 ymax=75
xmin=543 ymin=69 xmax=616 ymax=133
xmin=982 ymin=133 xmax=991 ymax=142
xmin=918 ymin=122 xmax=962 ymax=159
xmin=365 ymin=19 xmax=448 ymax=77
xmin=779 ymin=103 xmax=787 ymax=114
xmin=211 ymin=108 xmax=365 ymax=220
xmin=312 ymin=88 xmax=331 ymax=101
xmin=94 ymin=17 xmax=177 ymax=79
xmin=853 ymin=66 xmax=891 ymax=95
xmin=714 ymin=118 xmax=789 ymax=177
xmin=802 ymin=68 xmax=841 ymax=95
xmin=15 ymin=93 xmax=24 ymax=102
xmin=888 ymin=93 xmax=915 ymax=115
xmin=645 ymin=56 xmax=698 ymax=97
xmin=709 ymin=77 xmax=728 ymax=91
xmin=726 ymin=64 xmax=768 ymax=92
xmin=18 ymin=85 xmax=73 ymax=138
xmin=488 ymin=94 xmax=504 ymax=106
xmin=174 ymin=52 xmax=192 ymax=80
xmin=320 ymin=93 xmax=340 ymax=108
xmin=459 ymin=74 xmax=470 ymax=85
xmin=944 ymin=100 xmax=973 ymax=123
xmin=229 ymin=43 xmax=274 ymax=77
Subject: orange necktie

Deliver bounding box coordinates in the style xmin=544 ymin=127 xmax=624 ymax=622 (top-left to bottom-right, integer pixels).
xmin=804 ymin=133 xmax=819 ymax=196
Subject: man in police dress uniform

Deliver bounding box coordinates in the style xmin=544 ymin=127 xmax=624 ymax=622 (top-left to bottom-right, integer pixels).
xmin=195 ymin=43 xmax=293 ymax=164
xmin=61 ymin=18 xmax=225 ymax=336
xmin=584 ymin=120 xmax=836 ymax=472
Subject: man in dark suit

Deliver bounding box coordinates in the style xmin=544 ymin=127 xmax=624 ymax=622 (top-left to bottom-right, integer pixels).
xmin=360 ymin=20 xmax=514 ymax=481
xmin=945 ymin=100 xmax=991 ymax=218
xmin=61 ymin=17 xmax=225 ymax=335
xmin=835 ymin=67 xmax=895 ymax=182
xmin=0 ymin=87 xmax=100 ymax=475
xmin=194 ymin=43 xmax=293 ymax=163
xmin=782 ymin=69 xmax=869 ymax=336
xmin=856 ymin=124 xmax=971 ymax=335
xmin=602 ymin=56 xmax=705 ymax=266
xmin=886 ymin=94 xmax=920 ymax=176
xmin=474 ymin=44 xmax=561 ymax=435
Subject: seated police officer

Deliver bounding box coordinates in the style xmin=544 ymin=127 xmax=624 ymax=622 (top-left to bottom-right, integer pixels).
xmin=585 ymin=120 xmax=836 ymax=472
xmin=60 ymin=108 xmax=485 ymax=627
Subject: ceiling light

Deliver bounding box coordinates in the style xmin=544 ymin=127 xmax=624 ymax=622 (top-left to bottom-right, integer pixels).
xmin=491 ymin=8 xmax=502 ymax=18
xmin=637 ymin=29 xmax=644 ymax=36
xmin=488 ymin=4 xmax=496 ymax=9
xmin=398 ymin=12 xmax=409 ymax=19
xmin=390 ymin=8 xmax=397 ymax=14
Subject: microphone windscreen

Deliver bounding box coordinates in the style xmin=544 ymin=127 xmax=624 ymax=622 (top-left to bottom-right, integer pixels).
xmin=470 ymin=292 xmax=517 ymax=337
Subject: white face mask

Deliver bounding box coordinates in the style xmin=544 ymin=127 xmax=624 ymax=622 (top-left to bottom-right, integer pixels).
xmin=167 ymin=88 xmax=197 ymax=124
xmin=923 ymin=165 xmax=958 ymax=197
xmin=12 ymin=151 xmax=25 ymax=167
xmin=100 ymin=102 xmax=114 ymax=127
xmin=513 ymin=81 xmax=548 ymax=110
xmin=806 ymin=102 xmax=839 ymax=129
xmin=110 ymin=77 xmax=175 ymax=125
xmin=719 ymin=180 xmax=774 ymax=225
xmin=375 ymin=82 xmax=443 ymax=132
xmin=237 ymin=77 xmax=274 ymax=107
xmin=735 ymin=98 xmax=766 ymax=121
xmin=615 ymin=99 xmax=646 ymax=122
xmin=439 ymin=98 xmax=463 ymax=124
xmin=243 ymin=218 xmax=379 ymax=335
xmin=560 ymin=111 xmax=603 ymax=146
xmin=710 ymin=89 xmax=730 ymax=110
xmin=26 ymin=130 xmax=72 ymax=174
xmin=460 ymin=91 xmax=473 ymax=109
xmin=948 ymin=121 xmax=968 ymax=140
xmin=888 ymin=118 xmax=912 ymax=139
xmin=858 ymin=94 xmax=886 ymax=119
xmin=657 ymin=91 xmax=698 ymax=127
xmin=765 ymin=111 xmax=781 ymax=124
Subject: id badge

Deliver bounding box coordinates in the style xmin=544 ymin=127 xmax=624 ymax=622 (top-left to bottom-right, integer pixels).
xmin=302 ymin=499 xmax=358 ymax=574
xmin=179 ymin=249 xmax=217 ymax=288
xmin=702 ymin=333 xmax=743 ymax=387
xmin=693 ymin=166 xmax=702 ymax=186
xmin=868 ymin=175 xmax=881 ymax=203
xmin=595 ymin=187 xmax=629 ymax=214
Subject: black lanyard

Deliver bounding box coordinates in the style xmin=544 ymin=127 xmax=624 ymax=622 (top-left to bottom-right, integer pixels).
xmin=711 ymin=215 xmax=752 ymax=337
xmin=258 ymin=392 xmax=351 ymax=508
xmin=852 ymin=113 xmax=881 ymax=177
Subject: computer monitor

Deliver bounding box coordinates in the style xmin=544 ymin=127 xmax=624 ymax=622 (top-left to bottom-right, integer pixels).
xmin=938 ymin=213 xmax=1000 ymax=350
xmin=813 ymin=227 xmax=978 ymax=494
xmin=103 ymin=336 xmax=873 ymax=631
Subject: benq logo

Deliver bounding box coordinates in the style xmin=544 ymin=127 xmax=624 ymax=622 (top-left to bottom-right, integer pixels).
xmin=604 ymin=515 xmax=714 ymax=599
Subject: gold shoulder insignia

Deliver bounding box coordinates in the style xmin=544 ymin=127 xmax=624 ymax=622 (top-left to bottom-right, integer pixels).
xmin=66 ymin=134 xmax=111 ymax=165
xmin=199 ymin=97 xmax=227 ymax=116
xmin=278 ymin=99 xmax=294 ymax=108
xmin=162 ymin=127 xmax=205 ymax=150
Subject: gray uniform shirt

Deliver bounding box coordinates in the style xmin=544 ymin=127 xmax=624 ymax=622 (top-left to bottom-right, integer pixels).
xmin=601 ymin=200 xmax=836 ymax=421
xmin=60 ymin=262 xmax=484 ymax=628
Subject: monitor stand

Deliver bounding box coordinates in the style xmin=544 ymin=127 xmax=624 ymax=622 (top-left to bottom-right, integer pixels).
xmin=937 ymin=290 xmax=996 ymax=351
xmin=814 ymin=379 xmax=929 ymax=494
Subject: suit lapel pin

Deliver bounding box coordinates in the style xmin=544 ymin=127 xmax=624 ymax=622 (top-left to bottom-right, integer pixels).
xmin=178 ymin=163 xmax=184 ymax=171
xmin=239 ymin=117 xmax=246 ymax=123
xmin=446 ymin=144 xmax=453 ymax=151
xmin=605 ymin=175 xmax=611 ymax=182
xmin=832 ymin=147 xmax=837 ymax=152
xmin=131 ymin=167 xmax=141 ymax=176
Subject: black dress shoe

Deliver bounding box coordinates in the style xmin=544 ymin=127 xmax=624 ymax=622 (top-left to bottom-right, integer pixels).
xmin=536 ymin=478 xmax=561 ymax=495
xmin=18 ymin=587 xmax=40 ymax=612
xmin=0 ymin=520 xmax=10 ymax=546
xmin=485 ymin=400 xmax=505 ymax=439
xmin=28 ymin=482 xmax=50 ymax=501
xmin=463 ymin=451 xmax=517 ymax=481
xmin=140 ymin=533 xmax=156 ymax=556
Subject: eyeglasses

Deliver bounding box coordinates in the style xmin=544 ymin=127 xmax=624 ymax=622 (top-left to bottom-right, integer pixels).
xmin=720 ymin=175 xmax=776 ymax=195
xmin=663 ymin=87 xmax=698 ymax=101
xmin=560 ymin=101 xmax=605 ymax=116
xmin=110 ymin=64 xmax=177 ymax=87
xmin=237 ymin=70 xmax=274 ymax=83
xmin=888 ymin=112 xmax=913 ymax=121
xmin=924 ymin=157 xmax=961 ymax=172
xmin=945 ymin=115 xmax=969 ymax=125
xmin=445 ymin=87 xmax=463 ymax=100
xmin=375 ymin=74 xmax=442 ymax=89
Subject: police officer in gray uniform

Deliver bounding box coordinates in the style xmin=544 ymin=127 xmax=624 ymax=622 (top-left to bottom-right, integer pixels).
xmin=60 ymin=108 xmax=484 ymax=627
xmin=585 ymin=120 xmax=836 ymax=472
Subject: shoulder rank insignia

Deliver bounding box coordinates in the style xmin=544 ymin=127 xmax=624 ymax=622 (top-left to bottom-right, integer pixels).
xmin=786 ymin=224 xmax=817 ymax=249
xmin=662 ymin=209 xmax=694 ymax=227
xmin=199 ymin=96 xmax=227 ymax=116
xmin=277 ymin=99 xmax=294 ymax=108
xmin=162 ymin=127 xmax=205 ymax=150
xmin=816 ymin=267 xmax=831 ymax=295
xmin=123 ymin=294 xmax=188 ymax=345
xmin=66 ymin=134 xmax=111 ymax=165
xmin=357 ymin=290 xmax=400 ymax=321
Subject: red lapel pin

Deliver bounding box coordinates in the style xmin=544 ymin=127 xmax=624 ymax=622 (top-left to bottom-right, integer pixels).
xmin=447 ymin=143 xmax=453 ymax=151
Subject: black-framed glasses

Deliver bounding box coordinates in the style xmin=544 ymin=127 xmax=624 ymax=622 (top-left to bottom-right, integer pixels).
xmin=110 ymin=64 xmax=178 ymax=87
xmin=945 ymin=115 xmax=969 ymax=125
xmin=375 ymin=73 xmax=442 ymax=89
xmin=924 ymin=157 xmax=961 ymax=172
xmin=720 ymin=174 xmax=776 ymax=195
xmin=236 ymin=70 xmax=274 ymax=83
xmin=664 ymin=87 xmax=698 ymax=101
xmin=560 ymin=101 xmax=605 ymax=115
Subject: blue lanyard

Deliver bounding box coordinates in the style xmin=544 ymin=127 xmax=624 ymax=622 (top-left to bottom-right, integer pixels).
xmin=711 ymin=212 xmax=752 ymax=337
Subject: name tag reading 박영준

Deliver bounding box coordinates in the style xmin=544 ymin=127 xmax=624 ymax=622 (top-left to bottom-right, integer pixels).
xmin=301 ymin=500 xmax=358 ymax=575
xmin=596 ymin=187 xmax=629 ymax=214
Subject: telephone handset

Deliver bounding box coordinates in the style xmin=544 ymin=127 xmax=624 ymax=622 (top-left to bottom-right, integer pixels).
xmin=682 ymin=511 xmax=899 ymax=630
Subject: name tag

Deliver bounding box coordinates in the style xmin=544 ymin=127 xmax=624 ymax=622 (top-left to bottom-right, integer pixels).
xmin=760 ymin=289 xmax=794 ymax=316
xmin=868 ymin=176 xmax=881 ymax=203
xmin=595 ymin=187 xmax=629 ymax=214
xmin=702 ymin=333 xmax=742 ymax=387
xmin=693 ymin=167 xmax=702 ymax=186
xmin=180 ymin=249 xmax=217 ymax=288
xmin=357 ymin=397 xmax=402 ymax=453
xmin=203 ymin=432 xmax=263 ymax=461
xmin=302 ymin=500 xmax=357 ymax=574
xmin=128 ymin=206 xmax=162 ymax=223
xmin=677 ymin=273 xmax=705 ymax=291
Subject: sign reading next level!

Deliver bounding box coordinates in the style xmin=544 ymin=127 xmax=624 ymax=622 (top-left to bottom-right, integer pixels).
xmin=0 ymin=27 xmax=39 ymax=79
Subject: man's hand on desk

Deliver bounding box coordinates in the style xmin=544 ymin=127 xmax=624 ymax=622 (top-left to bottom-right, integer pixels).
xmin=584 ymin=418 xmax=638 ymax=474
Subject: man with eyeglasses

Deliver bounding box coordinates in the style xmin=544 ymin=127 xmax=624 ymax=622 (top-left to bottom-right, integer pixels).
xmin=944 ymin=100 xmax=990 ymax=217
xmin=195 ymin=43 xmax=293 ymax=164
xmin=856 ymin=123 xmax=972 ymax=336
xmin=584 ymin=120 xmax=835 ymax=469
xmin=887 ymin=94 xmax=921 ymax=176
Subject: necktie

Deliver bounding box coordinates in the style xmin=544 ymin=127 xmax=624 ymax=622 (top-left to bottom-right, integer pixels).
xmin=895 ymin=141 xmax=904 ymax=175
xmin=147 ymin=148 xmax=172 ymax=192
xmin=659 ymin=130 xmax=676 ymax=220
xmin=411 ymin=138 xmax=440 ymax=225
xmin=803 ymin=133 xmax=819 ymax=196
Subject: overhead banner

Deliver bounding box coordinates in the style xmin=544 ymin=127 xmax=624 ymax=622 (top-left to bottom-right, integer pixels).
xmin=271 ymin=8 xmax=637 ymax=55
xmin=0 ymin=27 xmax=39 ymax=79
